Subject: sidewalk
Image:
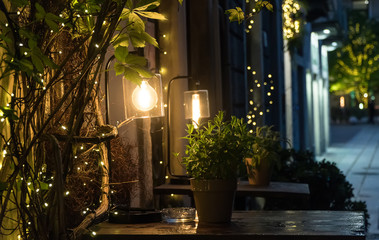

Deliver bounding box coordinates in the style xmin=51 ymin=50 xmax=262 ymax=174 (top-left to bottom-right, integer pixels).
xmin=319 ymin=124 xmax=379 ymax=239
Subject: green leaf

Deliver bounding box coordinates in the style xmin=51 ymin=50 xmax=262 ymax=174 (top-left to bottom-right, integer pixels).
xmin=264 ymin=2 xmax=274 ymax=12
xmin=124 ymin=54 xmax=147 ymax=66
xmin=35 ymin=3 xmax=46 ymax=16
xmin=28 ymin=39 xmax=37 ymax=49
xmin=0 ymin=106 xmax=19 ymax=120
xmin=130 ymin=65 xmax=154 ymax=78
xmin=45 ymin=19 xmax=59 ymax=32
xmin=134 ymin=1 xmax=160 ymax=11
xmin=11 ymin=0 xmax=28 ymax=8
xmin=225 ymin=7 xmax=244 ymax=24
xmin=128 ymin=13 xmax=145 ymax=32
xmin=31 ymin=54 xmax=44 ymax=73
xmin=39 ymin=181 xmax=49 ymax=190
xmin=135 ymin=11 xmax=167 ymax=20
xmin=141 ymin=31 xmax=158 ymax=47
xmin=114 ymin=62 xmax=124 ymax=76
xmin=19 ymin=59 xmax=34 ymax=71
xmin=112 ymin=33 xmax=130 ymax=48
xmin=123 ymin=67 xmax=142 ymax=85
xmin=45 ymin=13 xmax=64 ymax=23
xmin=41 ymin=55 xmax=58 ymax=69
xmin=114 ymin=46 xmax=129 ymax=62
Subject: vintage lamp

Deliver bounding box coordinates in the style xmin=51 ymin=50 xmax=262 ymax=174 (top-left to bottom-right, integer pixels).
xmin=166 ymin=76 xmax=210 ymax=179
xmin=183 ymin=89 xmax=210 ymax=128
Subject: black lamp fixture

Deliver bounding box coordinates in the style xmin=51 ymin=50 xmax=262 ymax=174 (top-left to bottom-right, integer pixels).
xmin=166 ymin=76 xmax=210 ymax=180
xmin=104 ymin=55 xmax=164 ymax=222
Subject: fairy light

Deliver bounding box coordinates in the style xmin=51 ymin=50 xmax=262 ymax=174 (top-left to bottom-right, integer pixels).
xmin=247 ymin=66 xmax=251 ymax=70
xmin=159 ymin=161 xmax=163 ymax=164
xmin=252 ymin=71 xmax=256 ymax=75
xmin=283 ymin=0 xmax=302 ymax=39
xmin=165 ymin=176 xmax=169 ymax=179
xmin=65 ymin=191 xmax=70 ymax=196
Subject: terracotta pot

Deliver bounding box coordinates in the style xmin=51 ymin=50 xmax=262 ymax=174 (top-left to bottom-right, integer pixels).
xmin=190 ymin=179 xmax=236 ymax=223
xmin=245 ymin=157 xmax=273 ymax=186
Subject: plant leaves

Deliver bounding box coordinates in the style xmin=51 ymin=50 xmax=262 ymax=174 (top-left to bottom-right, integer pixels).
xmin=114 ymin=46 xmax=129 ymax=62
xmin=112 ymin=33 xmax=130 ymax=48
xmin=0 ymin=106 xmax=19 ymax=120
xmin=225 ymin=7 xmax=244 ymax=24
xmin=123 ymin=67 xmax=142 ymax=85
xmin=114 ymin=62 xmax=124 ymax=76
xmin=134 ymin=1 xmax=160 ymax=11
xmin=45 ymin=19 xmax=59 ymax=32
xmin=135 ymin=11 xmax=167 ymax=20
xmin=124 ymin=54 xmax=147 ymax=66
xmin=130 ymin=65 xmax=154 ymax=78
xmin=128 ymin=13 xmax=145 ymax=32
xmin=31 ymin=54 xmax=44 ymax=73
xmin=141 ymin=31 xmax=158 ymax=47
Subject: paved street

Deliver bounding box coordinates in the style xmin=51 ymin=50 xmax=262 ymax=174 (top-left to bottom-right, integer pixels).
xmin=320 ymin=124 xmax=379 ymax=239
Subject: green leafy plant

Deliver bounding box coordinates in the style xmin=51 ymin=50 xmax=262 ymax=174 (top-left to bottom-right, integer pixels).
xmin=245 ymin=126 xmax=282 ymax=171
xmin=225 ymin=0 xmax=273 ymax=24
xmin=268 ymin=149 xmax=369 ymax=231
xmin=182 ymin=111 xmax=248 ymax=180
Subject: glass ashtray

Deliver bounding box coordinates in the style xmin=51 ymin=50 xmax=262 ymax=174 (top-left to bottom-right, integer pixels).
xmin=161 ymin=207 xmax=196 ymax=223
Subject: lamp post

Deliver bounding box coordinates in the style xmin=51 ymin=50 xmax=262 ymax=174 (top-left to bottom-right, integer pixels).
xmin=166 ymin=76 xmax=210 ymax=179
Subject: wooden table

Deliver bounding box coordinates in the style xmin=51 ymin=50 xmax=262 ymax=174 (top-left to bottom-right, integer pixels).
xmin=154 ymin=181 xmax=310 ymax=200
xmin=87 ymin=211 xmax=366 ymax=239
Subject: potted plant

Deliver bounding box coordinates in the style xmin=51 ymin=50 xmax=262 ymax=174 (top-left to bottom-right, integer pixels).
xmin=182 ymin=111 xmax=247 ymax=223
xmin=245 ymin=126 xmax=281 ymax=186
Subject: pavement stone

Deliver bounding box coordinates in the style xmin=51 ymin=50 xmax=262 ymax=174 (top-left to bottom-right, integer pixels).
xmin=320 ymin=124 xmax=379 ymax=238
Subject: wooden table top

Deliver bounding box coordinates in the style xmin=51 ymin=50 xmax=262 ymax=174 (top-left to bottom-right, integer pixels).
xmin=154 ymin=181 xmax=310 ymax=199
xmin=87 ymin=210 xmax=366 ymax=240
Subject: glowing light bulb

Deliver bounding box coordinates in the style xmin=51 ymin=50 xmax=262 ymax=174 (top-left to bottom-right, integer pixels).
xmin=323 ymin=29 xmax=331 ymax=34
xmin=132 ymin=81 xmax=158 ymax=111
xmin=191 ymin=94 xmax=201 ymax=128
xmin=340 ymin=96 xmax=345 ymax=108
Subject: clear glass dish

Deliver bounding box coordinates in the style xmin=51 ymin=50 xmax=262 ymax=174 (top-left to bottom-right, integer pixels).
xmin=161 ymin=207 xmax=196 ymax=223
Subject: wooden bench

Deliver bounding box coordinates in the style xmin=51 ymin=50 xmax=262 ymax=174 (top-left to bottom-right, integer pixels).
xmin=87 ymin=210 xmax=366 ymax=239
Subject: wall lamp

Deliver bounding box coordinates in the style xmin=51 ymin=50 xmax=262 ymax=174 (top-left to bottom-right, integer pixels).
xmin=166 ymin=76 xmax=210 ymax=179
xmin=105 ymin=55 xmax=164 ymax=127
xmin=104 ymin=55 xmax=164 ymax=212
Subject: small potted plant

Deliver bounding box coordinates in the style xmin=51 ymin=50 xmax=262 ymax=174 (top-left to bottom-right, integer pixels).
xmin=245 ymin=126 xmax=281 ymax=186
xmin=182 ymin=111 xmax=247 ymax=223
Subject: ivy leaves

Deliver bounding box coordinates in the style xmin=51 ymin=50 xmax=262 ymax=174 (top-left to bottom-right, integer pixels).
xmin=225 ymin=7 xmax=245 ymax=24
xmin=225 ymin=1 xmax=273 ymax=24
xmin=112 ymin=0 xmax=166 ymax=84
xmin=114 ymin=47 xmax=153 ymax=84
